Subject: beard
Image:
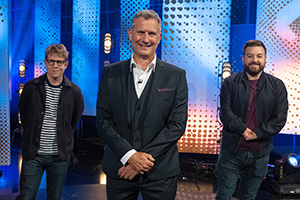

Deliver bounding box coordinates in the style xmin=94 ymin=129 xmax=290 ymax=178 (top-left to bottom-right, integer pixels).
xmin=244 ymin=62 xmax=265 ymax=77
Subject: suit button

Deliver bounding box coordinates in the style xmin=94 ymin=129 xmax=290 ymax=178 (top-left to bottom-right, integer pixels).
xmin=41 ymin=112 xmax=44 ymax=115
xmin=135 ymin=117 xmax=139 ymax=121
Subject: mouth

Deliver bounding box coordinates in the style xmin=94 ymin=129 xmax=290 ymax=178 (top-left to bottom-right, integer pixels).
xmin=250 ymin=62 xmax=260 ymax=66
xmin=138 ymin=43 xmax=151 ymax=48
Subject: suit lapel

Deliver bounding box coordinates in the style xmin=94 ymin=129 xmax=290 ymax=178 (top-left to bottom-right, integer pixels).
xmin=145 ymin=58 xmax=165 ymax=114
xmin=120 ymin=59 xmax=131 ymax=125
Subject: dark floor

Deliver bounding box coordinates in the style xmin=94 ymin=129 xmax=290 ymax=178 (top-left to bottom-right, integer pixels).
xmin=0 ymin=137 xmax=300 ymax=200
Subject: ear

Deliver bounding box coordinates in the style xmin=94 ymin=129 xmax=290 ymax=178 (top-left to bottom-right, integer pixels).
xmin=128 ymin=29 xmax=132 ymax=41
xmin=64 ymin=61 xmax=69 ymax=69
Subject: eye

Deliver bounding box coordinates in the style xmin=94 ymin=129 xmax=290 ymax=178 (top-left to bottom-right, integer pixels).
xmin=57 ymin=61 xmax=65 ymax=65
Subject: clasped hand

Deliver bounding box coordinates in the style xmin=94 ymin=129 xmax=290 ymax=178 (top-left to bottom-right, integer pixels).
xmin=243 ymin=128 xmax=257 ymax=140
xmin=118 ymin=152 xmax=155 ymax=180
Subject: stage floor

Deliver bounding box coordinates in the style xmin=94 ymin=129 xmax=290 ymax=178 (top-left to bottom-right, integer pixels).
xmin=0 ymin=137 xmax=299 ymax=200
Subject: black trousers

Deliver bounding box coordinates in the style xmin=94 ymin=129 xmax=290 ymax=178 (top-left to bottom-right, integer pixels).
xmin=106 ymin=174 xmax=178 ymax=200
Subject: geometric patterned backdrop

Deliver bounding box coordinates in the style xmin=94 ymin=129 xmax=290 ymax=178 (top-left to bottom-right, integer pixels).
xmin=120 ymin=0 xmax=149 ymax=60
xmin=34 ymin=0 xmax=61 ymax=77
xmin=256 ymin=0 xmax=300 ymax=134
xmin=0 ymin=0 xmax=10 ymax=165
xmin=72 ymin=0 xmax=100 ymax=116
xmin=163 ymin=0 xmax=232 ymax=154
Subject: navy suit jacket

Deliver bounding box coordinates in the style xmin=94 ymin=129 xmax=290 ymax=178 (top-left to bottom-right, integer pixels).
xmin=96 ymin=58 xmax=188 ymax=180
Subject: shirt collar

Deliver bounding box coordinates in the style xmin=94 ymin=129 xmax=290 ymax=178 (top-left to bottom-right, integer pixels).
xmin=130 ymin=54 xmax=156 ymax=72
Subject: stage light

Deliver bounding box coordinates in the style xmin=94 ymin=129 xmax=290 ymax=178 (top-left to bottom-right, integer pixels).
xmin=275 ymin=154 xmax=300 ymax=184
xmin=18 ymin=82 xmax=25 ymax=98
xmin=99 ymin=171 xmax=106 ymax=185
xmin=221 ymin=62 xmax=231 ymax=82
xmin=18 ymin=82 xmax=25 ymax=124
xmin=19 ymin=60 xmax=26 ymax=78
xmin=104 ymin=33 xmax=112 ymax=54
xmin=287 ymin=153 xmax=300 ymax=168
xmin=104 ymin=60 xmax=110 ymax=66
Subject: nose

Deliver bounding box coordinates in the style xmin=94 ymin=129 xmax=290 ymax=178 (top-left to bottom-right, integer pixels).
xmin=142 ymin=33 xmax=150 ymax=43
xmin=53 ymin=62 xmax=59 ymax=67
xmin=253 ymin=56 xmax=259 ymax=62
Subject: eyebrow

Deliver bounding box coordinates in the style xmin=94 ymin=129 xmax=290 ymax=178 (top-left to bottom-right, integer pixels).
xmin=246 ymin=53 xmax=264 ymax=56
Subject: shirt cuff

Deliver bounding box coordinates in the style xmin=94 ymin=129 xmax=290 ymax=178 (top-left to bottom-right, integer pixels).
xmin=120 ymin=149 xmax=137 ymax=165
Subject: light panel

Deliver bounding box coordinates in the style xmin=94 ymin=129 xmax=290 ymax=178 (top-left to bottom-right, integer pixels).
xmin=162 ymin=0 xmax=232 ymax=154
xmin=256 ymin=0 xmax=300 ymax=134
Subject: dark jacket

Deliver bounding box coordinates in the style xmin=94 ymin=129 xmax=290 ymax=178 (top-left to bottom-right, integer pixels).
xmin=220 ymin=71 xmax=288 ymax=157
xmin=19 ymin=74 xmax=84 ymax=160
xmin=96 ymin=58 xmax=188 ymax=180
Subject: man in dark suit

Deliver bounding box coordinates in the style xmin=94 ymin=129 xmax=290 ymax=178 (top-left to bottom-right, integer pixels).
xmin=96 ymin=9 xmax=188 ymax=200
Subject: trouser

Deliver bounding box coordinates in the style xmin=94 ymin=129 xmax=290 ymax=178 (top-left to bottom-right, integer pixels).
xmin=106 ymin=174 xmax=178 ymax=200
xmin=16 ymin=155 xmax=69 ymax=200
xmin=216 ymin=148 xmax=269 ymax=200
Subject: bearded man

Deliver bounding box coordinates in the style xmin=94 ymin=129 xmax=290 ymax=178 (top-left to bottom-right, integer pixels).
xmin=216 ymin=40 xmax=288 ymax=200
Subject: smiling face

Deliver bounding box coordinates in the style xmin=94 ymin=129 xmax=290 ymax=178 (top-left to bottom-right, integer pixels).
xmin=242 ymin=46 xmax=266 ymax=80
xmin=128 ymin=17 xmax=162 ymax=63
xmin=44 ymin=53 xmax=68 ymax=85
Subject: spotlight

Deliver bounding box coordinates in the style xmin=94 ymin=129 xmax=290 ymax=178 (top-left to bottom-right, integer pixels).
xmin=275 ymin=154 xmax=300 ymax=184
xmin=18 ymin=82 xmax=25 ymax=124
xmin=221 ymin=62 xmax=231 ymax=82
xmin=104 ymin=60 xmax=110 ymax=66
xmin=19 ymin=60 xmax=26 ymax=78
xmin=18 ymin=82 xmax=25 ymax=98
xmin=287 ymin=153 xmax=300 ymax=168
xmin=104 ymin=33 xmax=112 ymax=54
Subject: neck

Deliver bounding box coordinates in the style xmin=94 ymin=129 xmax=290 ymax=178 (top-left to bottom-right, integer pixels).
xmin=47 ymin=74 xmax=63 ymax=86
xmin=133 ymin=54 xmax=154 ymax=71
xmin=246 ymin=71 xmax=262 ymax=80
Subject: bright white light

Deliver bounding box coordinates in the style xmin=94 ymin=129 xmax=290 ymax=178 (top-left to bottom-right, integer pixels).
xmin=288 ymin=153 xmax=300 ymax=168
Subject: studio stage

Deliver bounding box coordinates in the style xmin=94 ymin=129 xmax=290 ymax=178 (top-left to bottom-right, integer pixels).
xmin=0 ymin=136 xmax=299 ymax=200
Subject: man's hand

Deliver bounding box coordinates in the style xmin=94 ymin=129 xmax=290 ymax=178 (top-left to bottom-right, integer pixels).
xmin=127 ymin=152 xmax=155 ymax=174
xmin=118 ymin=165 xmax=139 ymax=180
xmin=243 ymin=128 xmax=258 ymax=140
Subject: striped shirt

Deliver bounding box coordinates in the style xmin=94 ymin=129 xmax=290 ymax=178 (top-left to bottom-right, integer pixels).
xmin=37 ymin=80 xmax=62 ymax=155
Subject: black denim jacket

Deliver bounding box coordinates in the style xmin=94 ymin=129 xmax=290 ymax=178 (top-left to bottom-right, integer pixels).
xmin=19 ymin=74 xmax=84 ymax=160
xmin=220 ymin=71 xmax=288 ymax=157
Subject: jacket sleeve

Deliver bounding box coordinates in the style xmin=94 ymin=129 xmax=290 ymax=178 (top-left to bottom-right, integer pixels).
xmin=96 ymin=66 xmax=134 ymax=160
xmin=140 ymin=70 xmax=188 ymax=158
xmin=220 ymin=78 xmax=247 ymax=135
xmin=71 ymin=86 xmax=84 ymax=132
xmin=254 ymin=79 xmax=288 ymax=139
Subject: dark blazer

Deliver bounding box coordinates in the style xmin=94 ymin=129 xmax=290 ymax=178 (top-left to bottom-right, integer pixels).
xmin=19 ymin=74 xmax=84 ymax=160
xmin=96 ymin=58 xmax=188 ymax=180
xmin=220 ymin=71 xmax=288 ymax=156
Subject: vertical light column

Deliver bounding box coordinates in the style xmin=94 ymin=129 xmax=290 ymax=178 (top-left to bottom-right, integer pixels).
xmin=72 ymin=0 xmax=100 ymax=116
xmin=34 ymin=0 xmax=61 ymax=77
xmin=120 ymin=0 xmax=149 ymax=60
xmin=0 ymin=0 xmax=10 ymax=165
xmin=163 ymin=0 xmax=232 ymax=154
xmin=256 ymin=0 xmax=300 ymax=134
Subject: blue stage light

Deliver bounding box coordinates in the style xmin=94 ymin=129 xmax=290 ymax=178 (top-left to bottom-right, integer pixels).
xmin=287 ymin=153 xmax=300 ymax=168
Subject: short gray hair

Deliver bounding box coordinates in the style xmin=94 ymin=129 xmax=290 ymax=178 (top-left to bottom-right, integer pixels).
xmin=131 ymin=10 xmax=162 ymax=33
